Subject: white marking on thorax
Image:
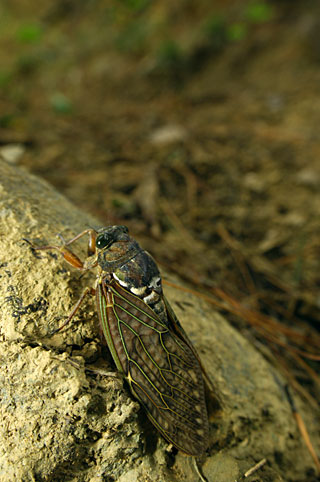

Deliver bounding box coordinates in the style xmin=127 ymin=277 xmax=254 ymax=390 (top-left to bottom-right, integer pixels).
xmin=150 ymin=276 xmax=161 ymax=289
xmin=112 ymin=273 xmax=129 ymax=288
xmin=130 ymin=286 xmax=147 ymax=296
xmin=143 ymin=290 xmax=159 ymax=304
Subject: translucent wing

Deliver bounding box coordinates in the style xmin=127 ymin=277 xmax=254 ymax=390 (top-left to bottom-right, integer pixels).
xmin=96 ymin=279 xmax=209 ymax=456
xmin=163 ymin=295 xmax=216 ymax=396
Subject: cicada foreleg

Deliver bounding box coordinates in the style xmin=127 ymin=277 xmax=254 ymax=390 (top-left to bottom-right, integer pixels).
xmin=24 ymin=228 xmax=97 ymax=271
xmin=24 ymin=229 xmax=98 ymax=335
xmin=58 ymin=228 xmax=97 ymax=258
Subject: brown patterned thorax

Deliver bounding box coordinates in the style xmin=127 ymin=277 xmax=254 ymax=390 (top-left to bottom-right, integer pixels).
xmin=95 ymin=226 xmax=167 ymax=323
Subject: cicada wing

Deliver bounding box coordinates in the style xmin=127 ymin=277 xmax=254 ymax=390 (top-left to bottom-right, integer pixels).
xmin=98 ymin=280 xmax=209 ymax=456
xmin=163 ymin=295 xmax=215 ymax=396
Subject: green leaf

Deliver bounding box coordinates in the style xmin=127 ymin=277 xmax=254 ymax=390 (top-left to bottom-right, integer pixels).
xmin=245 ymin=2 xmax=274 ymax=23
xmin=17 ymin=24 xmax=43 ymax=43
xmin=227 ymin=23 xmax=247 ymax=42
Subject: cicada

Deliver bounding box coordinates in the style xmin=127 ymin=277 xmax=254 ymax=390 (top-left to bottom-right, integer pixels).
xmin=29 ymin=226 xmax=210 ymax=456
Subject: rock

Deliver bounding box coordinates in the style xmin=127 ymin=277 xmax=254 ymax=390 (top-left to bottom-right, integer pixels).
xmin=0 ymin=159 xmax=317 ymax=481
xmin=149 ymin=125 xmax=187 ymax=145
xmin=0 ymin=143 xmax=25 ymax=164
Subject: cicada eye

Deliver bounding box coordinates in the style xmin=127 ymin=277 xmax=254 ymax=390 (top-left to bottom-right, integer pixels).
xmin=96 ymin=234 xmax=110 ymax=249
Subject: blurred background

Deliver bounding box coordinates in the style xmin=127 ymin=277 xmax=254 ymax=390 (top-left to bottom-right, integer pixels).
xmin=0 ymin=0 xmax=319 ymax=467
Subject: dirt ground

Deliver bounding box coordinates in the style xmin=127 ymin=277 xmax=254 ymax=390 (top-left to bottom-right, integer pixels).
xmin=0 ymin=1 xmax=319 ymax=480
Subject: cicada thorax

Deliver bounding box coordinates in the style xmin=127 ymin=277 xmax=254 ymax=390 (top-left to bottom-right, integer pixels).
xmin=98 ymin=237 xmax=167 ymax=324
xmin=95 ymin=232 xmax=209 ymax=456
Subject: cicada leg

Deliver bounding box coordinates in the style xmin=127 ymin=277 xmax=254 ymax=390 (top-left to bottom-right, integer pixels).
xmin=24 ymin=228 xmax=97 ymax=270
xmin=58 ymin=228 xmax=97 ymax=257
xmin=24 ymin=229 xmax=98 ymax=334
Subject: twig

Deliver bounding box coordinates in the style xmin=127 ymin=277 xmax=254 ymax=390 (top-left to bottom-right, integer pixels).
xmin=244 ymin=458 xmax=267 ymax=478
xmin=285 ymin=385 xmax=320 ymax=474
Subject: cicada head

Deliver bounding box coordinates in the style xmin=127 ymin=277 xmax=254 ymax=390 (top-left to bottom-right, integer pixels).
xmin=95 ymin=226 xmax=142 ymax=271
xmin=96 ymin=225 xmax=130 ymax=249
